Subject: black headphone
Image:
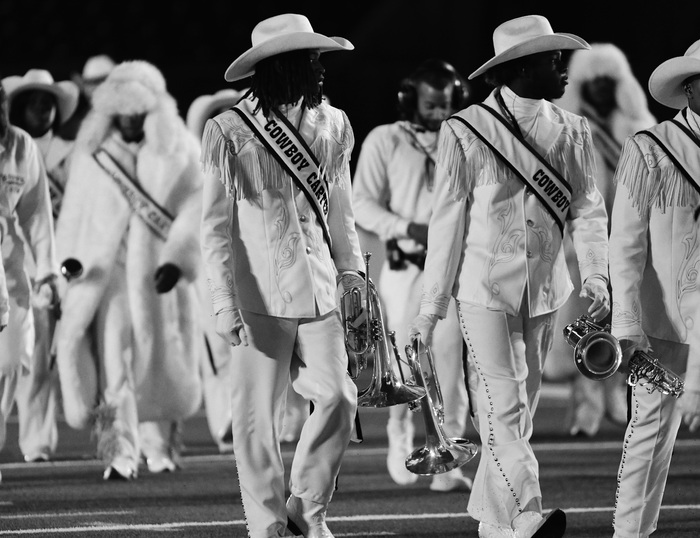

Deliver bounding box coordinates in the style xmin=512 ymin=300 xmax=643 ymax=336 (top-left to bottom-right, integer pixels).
xmin=397 ymin=59 xmax=471 ymax=120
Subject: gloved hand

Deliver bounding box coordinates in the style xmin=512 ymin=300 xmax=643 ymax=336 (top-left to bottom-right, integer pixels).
xmin=580 ymin=274 xmax=610 ymax=322
xmin=32 ymin=275 xmax=58 ymax=310
xmin=216 ymin=307 xmax=248 ymax=347
xmin=154 ymin=263 xmax=182 ymax=294
xmin=678 ymin=389 xmax=700 ymax=432
xmin=408 ymin=313 xmax=439 ymax=347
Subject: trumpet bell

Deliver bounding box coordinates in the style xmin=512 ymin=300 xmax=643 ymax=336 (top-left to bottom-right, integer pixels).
xmin=406 ymin=437 xmax=478 ymax=476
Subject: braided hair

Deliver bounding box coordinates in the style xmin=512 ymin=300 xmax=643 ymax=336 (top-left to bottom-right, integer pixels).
xmin=248 ymin=49 xmax=322 ymax=118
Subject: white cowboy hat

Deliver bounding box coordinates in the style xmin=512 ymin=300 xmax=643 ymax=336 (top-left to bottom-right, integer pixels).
xmin=186 ymin=88 xmax=246 ymax=138
xmin=224 ymin=13 xmax=353 ymax=82
xmin=648 ymin=39 xmax=700 ymax=109
xmin=2 ymin=69 xmax=80 ymax=123
xmin=468 ymin=15 xmax=589 ymax=80
xmin=81 ymin=54 xmax=116 ymax=83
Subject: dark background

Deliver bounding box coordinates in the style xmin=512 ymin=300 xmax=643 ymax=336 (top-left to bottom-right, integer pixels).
xmin=1 ymin=1 xmax=692 ymax=166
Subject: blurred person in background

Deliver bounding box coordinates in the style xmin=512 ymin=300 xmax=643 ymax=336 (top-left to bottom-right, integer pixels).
xmin=2 ymin=68 xmax=79 ymax=463
xmin=352 ymin=58 xmax=473 ymax=492
xmin=549 ymin=43 xmax=657 ymax=437
xmin=0 ymin=80 xmax=57 ymax=483
xmin=54 ymin=60 xmax=204 ymax=480
xmin=59 ymin=54 xmax=116 ymax=141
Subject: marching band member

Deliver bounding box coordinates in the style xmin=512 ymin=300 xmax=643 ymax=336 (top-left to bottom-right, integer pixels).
xmin=55 ymin=60 xmax=204 ymax=480
xmin=410 ymin=15 xmax=610 ymax=538
xmin=3 ymin=68 xmax=79 ymax=463
xmin=0 ymin=81 xmax=57 ymax=483
xmin=609 ymin=39 xmax=700 ymax=538
xmin=352 ymin=58 xmax=473 ymax=492
xmin=200 ymin=13 xmax=364 ymax=538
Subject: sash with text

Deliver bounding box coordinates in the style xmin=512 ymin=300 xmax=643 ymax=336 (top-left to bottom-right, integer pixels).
xmin=449 ymin=103 xmax=573 ymax=234
xmin=232 ymin=99 xmax=332 ymax=248
xmin=93 ymin=148 xmax=173 ymax=241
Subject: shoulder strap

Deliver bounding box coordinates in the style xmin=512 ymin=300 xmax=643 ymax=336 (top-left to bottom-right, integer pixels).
xmin=450 ymin=104 xmax=573 ymax=234
xmin=232 ymin=100 xmax=332 ymax=248
xmin=93 ymin=148 xmax=173 ymax=241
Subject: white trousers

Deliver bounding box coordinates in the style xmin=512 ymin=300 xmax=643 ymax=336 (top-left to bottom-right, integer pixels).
xmin=15 ymin=306 xmax=59 ymax=459
xmin=379 ymin=262 xmax=469 ymax=438
xmin=613 ymin=383 xmax=681 ymax=538
xmin=232 ymin=309 xmax=357 ymax=538
xmin=458 ymin=300 xmax=556 ymax=528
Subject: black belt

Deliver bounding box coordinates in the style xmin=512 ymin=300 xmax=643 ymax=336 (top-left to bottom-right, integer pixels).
xmin=386 ymin=239 xmax=426 ymax=271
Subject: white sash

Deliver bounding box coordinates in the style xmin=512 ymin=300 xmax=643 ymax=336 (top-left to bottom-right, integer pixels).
xmin=93 ymin=148 xmax=173 ymax=241
xmin=232 ymin=99 xmax=332 ymax=247
xmin=450 ymin=104 xmax=573 ymax=234
xmin=638 ymin=114 xmax=700 ymax=196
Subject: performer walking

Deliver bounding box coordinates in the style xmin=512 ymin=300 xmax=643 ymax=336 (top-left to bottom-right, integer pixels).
xmin=200 ymin=13 xmax=364 ymax=538
xmin=410 ymin=15 xmax=610 ymax=538
xmin=609 ymin=39 xmax=700 ymax=538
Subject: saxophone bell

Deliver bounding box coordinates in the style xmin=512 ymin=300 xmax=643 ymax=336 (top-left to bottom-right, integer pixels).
xmin=563 ymin=315 xmax=622 ymax=380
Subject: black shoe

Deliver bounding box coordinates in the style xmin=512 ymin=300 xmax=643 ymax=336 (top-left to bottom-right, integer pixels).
xmin=532 ymin=508 xmax=566 ymax=538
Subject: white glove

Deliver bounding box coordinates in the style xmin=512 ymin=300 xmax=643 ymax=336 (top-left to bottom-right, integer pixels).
xmin=408 ymin=313 xmax=439 ymax=347
xmin=216 ymin=307 xmax=248 ymax=347
xmin=678 ymin=389 xmax=700 ymax=433
xmin=580 ymin=274 xmax=610 ymax=322
xmin=32 ymin=277 xmax=58 ymax=310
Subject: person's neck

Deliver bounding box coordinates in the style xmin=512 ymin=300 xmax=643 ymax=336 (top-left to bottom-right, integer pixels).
xmin=506 ymin=81 xmax=544 ymax=100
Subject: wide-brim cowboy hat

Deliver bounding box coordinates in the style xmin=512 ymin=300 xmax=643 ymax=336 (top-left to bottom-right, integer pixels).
xmin=469 ymin=14 xmax=589 ymax=80
xmin=224 ymin=13 xmax=353 ymax=82
xmin=648 ymin=39 xmax=700 ymax=109
xmin=2 ymin=69 xmax=80 ymax=123
xmin=186 ymin=88 xmax=246 ymax=137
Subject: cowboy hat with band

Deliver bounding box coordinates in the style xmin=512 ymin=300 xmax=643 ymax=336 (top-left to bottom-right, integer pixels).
xmin=2 ymin=69 xmax=79 ymax=124
xmin=468 ymin=14 xmax=590 ymax=80
xmin=224 ymin=13 xmax=353 ymax=82
xmin=649 ymin=39 xmax=700 ymax=110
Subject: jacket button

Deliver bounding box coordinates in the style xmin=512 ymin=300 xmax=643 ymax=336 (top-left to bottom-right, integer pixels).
xmin=525 ymin=188 xmax=532 ymax=196
xmin=526 ymin=250 xmax=533 ymax=258
xmin=305 ymin=246 xmax=312 ymax=254
xmin=526 ymin=219 xmax=534 ymax=227
xmin=299 ymin=215 xmax=307 ymax=222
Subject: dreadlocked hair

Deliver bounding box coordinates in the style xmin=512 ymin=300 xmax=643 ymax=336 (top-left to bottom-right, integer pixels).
xmin=249 ymin=49 xmax=322 ymax=118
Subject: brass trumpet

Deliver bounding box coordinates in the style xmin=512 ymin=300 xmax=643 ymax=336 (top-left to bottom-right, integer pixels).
xmin=404 ymin=339 xmax=477 ymax=475
xmin=563 ymin=315 xmax=622 ymax=380
xmin=340 ymin=252 xmax=426 ymax=407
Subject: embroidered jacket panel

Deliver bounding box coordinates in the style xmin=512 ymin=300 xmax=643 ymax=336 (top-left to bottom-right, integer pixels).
xmin=200 ymin=99 xmax=363 ymax=318
xmin=420 ymin=89 xmax=609 ymax=318
xmin=610 ymin=109 xmax=700 ymax=388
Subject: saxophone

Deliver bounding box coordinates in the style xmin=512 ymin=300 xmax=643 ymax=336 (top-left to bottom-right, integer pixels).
xmin=627 ymin=348 xmax=685 ymax=398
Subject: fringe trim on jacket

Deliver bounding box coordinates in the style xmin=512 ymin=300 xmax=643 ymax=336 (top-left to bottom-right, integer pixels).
xmin=615 ymin=136 xmax=699 ymax=218
xmin=437 ymin=115 xmax=597 ymax=201
xmin=200 ymin=106 xmax=353 ymax=201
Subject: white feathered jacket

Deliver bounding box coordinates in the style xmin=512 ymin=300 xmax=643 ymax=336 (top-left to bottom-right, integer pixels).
xmin=55 ymin=111 xmax=204 ymax=429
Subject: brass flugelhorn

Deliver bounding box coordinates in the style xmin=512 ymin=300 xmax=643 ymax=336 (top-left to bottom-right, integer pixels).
xmin=404 ymin=338 xmax=477 ymax=475
xmin=563 ymin=314 xmax=622 ymax=380
xmin=340 ymin=252 xmax=426 ymax=407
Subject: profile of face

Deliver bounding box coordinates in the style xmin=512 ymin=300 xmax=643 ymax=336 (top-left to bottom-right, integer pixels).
xmin=115 ymin=113 xmax=146 ymax=143
xmin=23 ymin=90 xmax=57 ymax=137
xmin=526 ymin=51 xmax=569 ymax=101
xmin=0 ymin=85 xmax=8 ymax=138
xmin=414 ymin=81 xmax=455 ymax=132
xmin=582 ymin=76 xmax=617 ymax=117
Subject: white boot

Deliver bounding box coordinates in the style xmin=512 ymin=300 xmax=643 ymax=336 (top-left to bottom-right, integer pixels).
xmin=386 ymin=415 xmax=418 ymax=485
xmin=513 ymin=509 xmax=566 ymax=538
xmin=478 ymin=521 xmax=515 ymax=537
xmin=286 ymin=495 xmax=334 ymax=538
